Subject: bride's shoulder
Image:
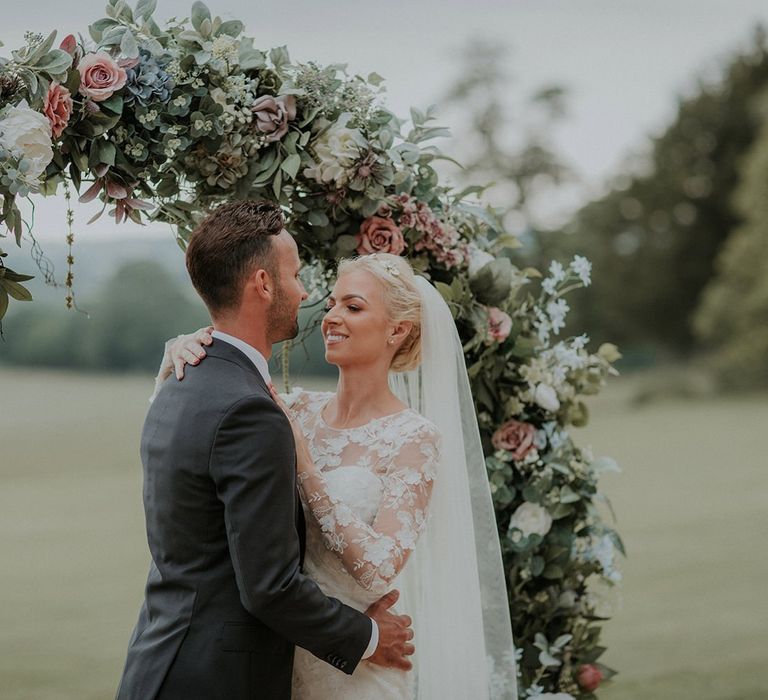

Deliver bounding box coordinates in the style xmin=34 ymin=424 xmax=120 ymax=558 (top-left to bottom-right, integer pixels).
xmin=280 ymin=387 xmax=333 ymax=414
xmin=400 ymin=410 xmax=442 ymax=445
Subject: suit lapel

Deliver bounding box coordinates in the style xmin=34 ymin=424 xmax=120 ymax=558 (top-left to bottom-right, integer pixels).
xmin=207 ymin=338 xmax=307 ymax=565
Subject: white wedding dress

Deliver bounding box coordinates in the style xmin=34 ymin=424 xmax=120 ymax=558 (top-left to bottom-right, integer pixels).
xmin=286 ymin=389 xmax=440 ymax=700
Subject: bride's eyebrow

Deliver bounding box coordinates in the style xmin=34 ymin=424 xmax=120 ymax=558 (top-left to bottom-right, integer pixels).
xmin=328 ymin=294 xmax=368 ymax=303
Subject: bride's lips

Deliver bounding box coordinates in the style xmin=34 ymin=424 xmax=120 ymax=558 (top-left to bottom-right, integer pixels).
xmin=325 ymin=332 xmax=348 ymax=345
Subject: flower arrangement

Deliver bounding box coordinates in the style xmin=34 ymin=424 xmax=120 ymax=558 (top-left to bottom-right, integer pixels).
xmin=0 ymin=3 xmax=623 ymax=695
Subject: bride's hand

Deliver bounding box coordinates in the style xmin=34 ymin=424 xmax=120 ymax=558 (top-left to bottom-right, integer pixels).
xmin=269 ymin=386 xmax=314 ymax=472
xmin=166 ymin=326 xmax=213 ymax=380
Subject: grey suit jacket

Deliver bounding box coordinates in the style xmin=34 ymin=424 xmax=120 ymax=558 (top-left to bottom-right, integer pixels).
xmin=116 ymin=339 xmax=371 ymax=700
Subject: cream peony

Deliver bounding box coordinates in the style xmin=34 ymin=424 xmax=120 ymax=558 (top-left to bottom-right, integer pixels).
xmin=508 ymin=502 xmax=553 ymax=538
xmin=0 ymin=100 xmax=53 ymax=181
xmin=534 ymin=383 xmax=560 ymax=412
xmin=304 ymin=115 xmax=366 ymax=185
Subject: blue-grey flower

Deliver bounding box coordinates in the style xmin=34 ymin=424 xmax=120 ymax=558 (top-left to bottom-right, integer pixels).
xmin=124 ymin=51 xmax=175 ymax=107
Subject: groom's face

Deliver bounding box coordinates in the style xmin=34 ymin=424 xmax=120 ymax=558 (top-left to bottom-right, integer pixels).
xmin=266 ymin=229 xmax=307 ymax=344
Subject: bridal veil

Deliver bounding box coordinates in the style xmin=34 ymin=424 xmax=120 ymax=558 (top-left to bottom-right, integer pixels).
xmin=389 ymin=276 xmax=518 ymax=700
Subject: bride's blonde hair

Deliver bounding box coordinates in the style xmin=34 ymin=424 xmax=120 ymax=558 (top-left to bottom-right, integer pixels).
xmin=337 ymin=253 xmax=422 ymax=372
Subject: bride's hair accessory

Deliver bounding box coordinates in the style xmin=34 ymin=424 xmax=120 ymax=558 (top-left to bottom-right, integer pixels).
xmin=367 ymin=253 xmax=401 ymax=277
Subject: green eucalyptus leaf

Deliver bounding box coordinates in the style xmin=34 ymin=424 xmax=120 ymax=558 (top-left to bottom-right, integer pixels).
xmin=101 ymin=26 xmax=127 ymax=47
xmin=36 ymin=47 xmax=72 ymax=71
xmin=308 ymin=210 xmax=329 ymax=227
xmin=280 ymin=153 xmax=301 ymax=180
xmin=120 ymin=30 xmax=139 ymax=59
xmin=469 ymin=258 xmax=514 ymax=305
xmin=191 ymin=1 xmax=212 ymax=33
xmin=135 ymin=0 xmax=157 ymax=21
xmin=99 ymin=94 xmax=123 ymax=115
xmin=334 ymin=234 xmax=358 ymax=255
xmin=2 ymin=278 xmax=33 ymax=301
xmin=218 ymin=20 xmax=244 ymax=37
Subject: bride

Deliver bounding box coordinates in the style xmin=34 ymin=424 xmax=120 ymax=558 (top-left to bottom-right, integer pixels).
xmin=155 ymin=253 xmax=518 ymax=699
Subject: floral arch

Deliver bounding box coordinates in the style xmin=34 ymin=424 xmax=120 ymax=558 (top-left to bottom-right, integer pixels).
xmin=0 ymin=2 xmax=623 ymax=696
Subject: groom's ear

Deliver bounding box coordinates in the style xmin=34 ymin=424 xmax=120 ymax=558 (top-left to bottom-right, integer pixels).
xmin=246 ymin=267 xmax=274 ymax=302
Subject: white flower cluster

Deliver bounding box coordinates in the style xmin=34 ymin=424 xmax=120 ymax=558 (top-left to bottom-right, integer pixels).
xmin=209 ymin=76 xmax=259 ymax=132
xmin=303 ymin=114 xmax=367 ymax=185
xmin=210 ymin=34 xmax=239 ymax=67
xmin=518 ymin=334 xmax=591 ymax=413
xmin=572 ymin=534 xmax=622 ymax=582
xmin=536 ymin=256 xmax=592 ymax=343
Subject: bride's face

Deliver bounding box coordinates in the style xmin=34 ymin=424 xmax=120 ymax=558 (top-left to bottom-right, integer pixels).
xmin=322 ymin=269 xmax=401 ymax=369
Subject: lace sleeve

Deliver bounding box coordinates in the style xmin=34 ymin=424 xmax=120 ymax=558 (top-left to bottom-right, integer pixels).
xmin=298 ymin=420 xmax=440 ymax=593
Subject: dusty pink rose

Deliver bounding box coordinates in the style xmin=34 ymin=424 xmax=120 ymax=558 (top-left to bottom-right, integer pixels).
xmin=77 ymin=52 xmax=127 ymax=102
xmin=487 ymin=307 xmax=512 ymax=342
xmin=492 ymin=419 xmax=536 ymax=460
xmin=355 ymin=216 xmax=406 ymax=255
xmin=251 ymin=95 xmax=297 ymax=142
xmin=577 ymin=664 xmax=603 ymax=692
xmin=43 ymin=83 xmax=73 ymax=139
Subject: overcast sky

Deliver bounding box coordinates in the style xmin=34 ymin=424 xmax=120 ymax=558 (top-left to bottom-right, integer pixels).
xmin=4 ymin=0 xmax=768 ymax=243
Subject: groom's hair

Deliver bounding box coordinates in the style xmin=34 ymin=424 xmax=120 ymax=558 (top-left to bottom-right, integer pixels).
xmin=185 ymin=200 xmax=283 ymax=314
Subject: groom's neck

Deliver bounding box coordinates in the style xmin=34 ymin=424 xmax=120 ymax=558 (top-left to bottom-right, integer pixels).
xmin=212 ymin=313 xmax=271 ymax=360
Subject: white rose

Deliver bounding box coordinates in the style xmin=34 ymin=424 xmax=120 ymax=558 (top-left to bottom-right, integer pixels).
xmin=534 ymin=383 xmax=560 ymax=412
xmin=508 ymin=502 xmax=553 ymax=538
xmin=0 ymin=100 xmax=53 ymax=181
xmin=467 ymin=244 xmax=495 ymax=276
xmin=304 ymin=114 xmax=366 ymax=185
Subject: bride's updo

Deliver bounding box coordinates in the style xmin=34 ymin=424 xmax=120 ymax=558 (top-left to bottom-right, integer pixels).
xmin=337 ymin=253 xmax=422 ymax=372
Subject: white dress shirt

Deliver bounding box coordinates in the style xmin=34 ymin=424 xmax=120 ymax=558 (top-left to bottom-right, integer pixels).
xmin=211 ymin=330 xmax=379 ymax=660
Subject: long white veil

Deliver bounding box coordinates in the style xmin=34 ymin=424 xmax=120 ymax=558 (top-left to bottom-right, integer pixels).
xmin=389 ymin=276 xmax=518 ymax=700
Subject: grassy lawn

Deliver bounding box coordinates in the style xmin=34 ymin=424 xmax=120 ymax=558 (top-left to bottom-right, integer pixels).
xmin=1 ymin=368 xmax=766 ymax=699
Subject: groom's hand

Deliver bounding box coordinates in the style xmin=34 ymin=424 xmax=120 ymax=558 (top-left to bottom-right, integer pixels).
xmin=364 ymin=590 xmax=415 ymax=671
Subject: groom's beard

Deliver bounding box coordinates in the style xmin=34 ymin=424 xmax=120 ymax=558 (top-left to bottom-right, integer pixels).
xmin=267 ymin=281 xmax=299 ymax=343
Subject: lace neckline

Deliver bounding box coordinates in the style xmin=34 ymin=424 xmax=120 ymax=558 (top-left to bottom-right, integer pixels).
xmin=317 ymin=394 xmax=412 ymax=432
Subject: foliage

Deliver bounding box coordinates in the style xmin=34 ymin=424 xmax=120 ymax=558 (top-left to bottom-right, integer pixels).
xmin=556 ymin=28 xmax=768 ymax=354
xmin=0 ymin=259 xmax=209 ymax=370
xmin=693 ymin=91 xmax=768 ymax=389
xmin=0 ymin=4 xmax=622 ymax=695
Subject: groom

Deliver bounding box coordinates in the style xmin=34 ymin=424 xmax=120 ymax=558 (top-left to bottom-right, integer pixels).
xmin=116 ymin=200 xmax=414 ymax=699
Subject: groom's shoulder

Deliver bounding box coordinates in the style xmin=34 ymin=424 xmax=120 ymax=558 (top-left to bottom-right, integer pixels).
xmin=168 ymin=352 xmax=268 ymax=409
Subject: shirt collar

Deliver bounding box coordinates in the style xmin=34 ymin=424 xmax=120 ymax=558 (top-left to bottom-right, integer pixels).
xmin=211 ymin=330 xmax=272 ymax=386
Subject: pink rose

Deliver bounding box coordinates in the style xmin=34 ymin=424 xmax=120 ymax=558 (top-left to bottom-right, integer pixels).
xmin=355 ymin=216 xmax=406 ymax=255
xmin=77 ymin=52 xmax=127 ymax=102
xmin=43 ymin=83 xmax=73 ymax=139
xmin=577 ymin=664 xmax=603 ymax=692
xmin=251 ymin=95 xmax=297 ymax=142
xmin=492 ymin=419 xmax=536 ymax=460
xmin=487 ymin=307 xmax=512 ymax=342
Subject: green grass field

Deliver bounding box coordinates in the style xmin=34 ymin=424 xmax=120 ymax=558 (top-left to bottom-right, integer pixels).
xmin=1 ymin=368 xmax=766 ymax=699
